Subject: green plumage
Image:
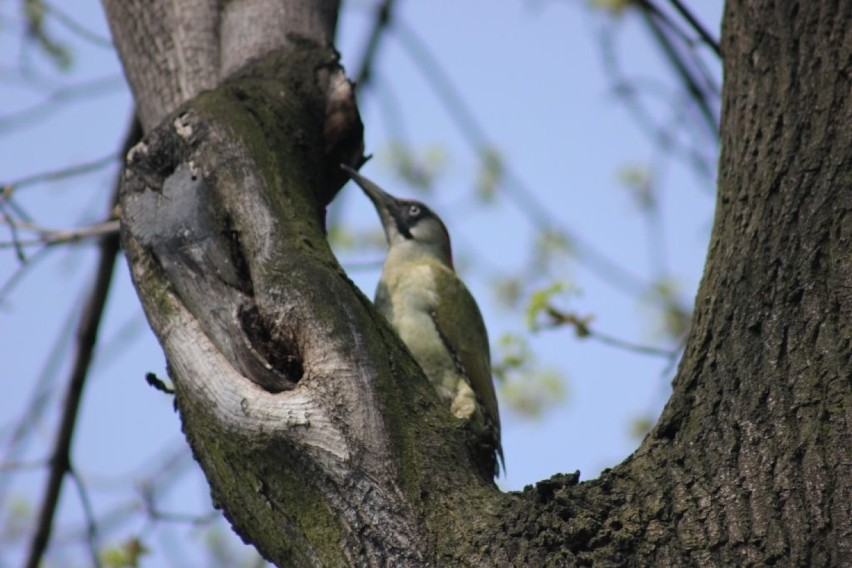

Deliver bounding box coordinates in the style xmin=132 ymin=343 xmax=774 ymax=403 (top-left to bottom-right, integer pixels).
xmin=343 ymin=165 xmax=504 ymax=476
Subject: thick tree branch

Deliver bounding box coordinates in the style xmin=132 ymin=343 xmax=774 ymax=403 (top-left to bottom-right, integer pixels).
xmin=117 ymin=44 xmax=504 ymax=564
xmin=102 ymin=0 xmax=341 ymax=132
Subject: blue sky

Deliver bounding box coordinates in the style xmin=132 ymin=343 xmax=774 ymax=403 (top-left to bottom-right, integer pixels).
xmin=0 ymin=1 xmax=722 ymax=564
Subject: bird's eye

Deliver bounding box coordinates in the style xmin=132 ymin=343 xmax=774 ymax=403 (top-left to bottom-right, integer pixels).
xmin=408 ymin=204 xmax=421 ymax=217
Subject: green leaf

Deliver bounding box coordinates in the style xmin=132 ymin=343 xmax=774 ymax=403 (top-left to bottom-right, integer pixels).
xmin=525 ymin=281 xmax=576 ymax=330
xmin=589 ymin=0 xmax=633 ymax=16
xmin=100 ymin=538 xmax=149 ymax=568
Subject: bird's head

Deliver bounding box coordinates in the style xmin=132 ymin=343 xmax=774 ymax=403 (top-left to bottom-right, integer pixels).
xmin=342 ymin=165 xmax=453 ymax=268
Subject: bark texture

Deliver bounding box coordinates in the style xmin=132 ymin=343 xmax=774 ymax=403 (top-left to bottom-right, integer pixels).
xmin=542 ymin=1 xmax=852 ymax=564
xmin=119 ymin=47 xmax=438 ymax=564
xmin=670 ymin=1 xmax=852 ymax=561
xmin=102 ymin=0 xmax=340 ymax=132
xmin=108 ymin=0 xmax=851 ymax=565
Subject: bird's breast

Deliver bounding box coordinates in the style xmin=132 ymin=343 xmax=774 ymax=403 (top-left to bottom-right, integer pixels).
xmin=378 ymin=263 xmax=460 ymax=400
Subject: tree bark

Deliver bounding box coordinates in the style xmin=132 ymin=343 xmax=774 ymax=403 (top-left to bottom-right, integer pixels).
xmin=102 ymin=0 xmax=340 ymax=132
xmin=107 ymin=0 xmax=851 ymax=565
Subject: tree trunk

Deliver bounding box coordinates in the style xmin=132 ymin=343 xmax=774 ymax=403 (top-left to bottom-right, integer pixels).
xmin=106 ymin=0 xmax=851 ymax=565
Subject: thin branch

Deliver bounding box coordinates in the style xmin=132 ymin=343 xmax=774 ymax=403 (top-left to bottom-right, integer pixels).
xmin=0 ymin=244 xmax=52 ymax=303
xmin=56 ymin=443 xmax=194 ymax=547
xmin=68 ymin=467 xmax=102 ymax=568
xmin=639 ymin=6 xmax=719 ymax=138
xmin=90 ymin=314 xmax=148 ymax=376
xmin=354 ymin=0 xmax=398 ymax=89
xmin=599 ymin=23 xmax=716 ymax=184
xmin=635 ymin=0 xmax=721 ymax=59
xmin=0 ymin=458 xmax=48 ymax=472
xmin=0 ymin=298 xmax=78 ymax=513
xmin=42 ymin=2 xmax=114 ymax=49
xmin=586 ymin=328 xmax=676 ymax=358
xmin=24 ymin=116 xmax=141 ymax=568
xmin=636 ymin=2 xmax=722 ymax=103
xmin=24 ymin=196 xmax=120 ymax=568
xmin=2 ymin=194 xmax=33 ymax=222
xmin=543 ymin=306 xmax=676 ymax=358
xmin=0 ymin=218 xmax=119 ymax=249
xmin=638 ymin=2 xmax=722 ymax=101
xmin=0 ymin=75 xmax=124 ymax=132
xmin=665 ymin=0 xmax=721 ymax=57
xmin=140 ymin=482 xmax=219 ymax=526
xmin=2 ymin=152 xmax=118 ymax=196
xmin=24 ymin=187 xmax=121 ymax=568
xmin=0 ymin=199 xmax=25 ymax=261
xmin=373 ymin=72 xmax=412 ymax=147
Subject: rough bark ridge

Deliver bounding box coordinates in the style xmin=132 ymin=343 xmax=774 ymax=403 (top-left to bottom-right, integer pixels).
xmin=520 ymin=1 xmax=851 ymax=564
xmin=502 ymin=1 xmax=852 ymax=564
xmin=121 ymin=46 xmax=410 ymax=564
xmin=109 ymin=0 xmax=851 ymax=565
xmin=102 ymin=0 xmax=340 ymax=132
xmin=647 ymin=1 xmax=852 ymax=562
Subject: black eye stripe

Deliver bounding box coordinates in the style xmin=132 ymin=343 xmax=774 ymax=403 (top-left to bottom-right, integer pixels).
xmin=392 ymin=200 xmax=432 ymax=239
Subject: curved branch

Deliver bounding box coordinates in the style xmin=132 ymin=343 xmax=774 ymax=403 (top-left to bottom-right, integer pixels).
xmin=118 ymin=46 xmax=472 ymax=564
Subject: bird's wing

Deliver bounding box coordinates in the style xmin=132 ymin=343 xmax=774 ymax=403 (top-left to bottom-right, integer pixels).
xmin=429 ymin=263 xmax=501 ymax=440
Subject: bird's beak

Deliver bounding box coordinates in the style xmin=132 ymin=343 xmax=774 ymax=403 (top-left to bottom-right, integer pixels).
xmin=341 ymin=165 xmax=407 ymax=241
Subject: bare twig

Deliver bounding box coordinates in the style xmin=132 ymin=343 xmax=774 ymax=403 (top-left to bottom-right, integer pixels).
xmin=0 ymin=298 xmax=79 ymax=513
xmin=586 ymin=328 xmax=676 ymax=358
xmin=543 ymin=306 xmax=676 ymax=358
xmin=635 ymin=0 xmax=721 ymax=59
xmin=665 ymin=0 xmax=721 ymax=57
xmin=0 ymin=154 xmax=120 ymax=304
xmin=1 ymin=194 xmax=33 ymax=222
xmin=24 ymin=116 xmax=141 ymax=568
xmin=24 ymin=184 xmax=121 ymax=568
xmin=2 ymin=152 xmax=118 ymax=196
xmin=90 ymin=314 xmax=148 ymax=376
xmin=68 ymin=467 xmax=102 ymax=568
xmin=42 ymin=1 xmax=114 ymax=48
xmin=599 ymin=23 xmax=717 ymax=183
xmin=353 ymin=0 xmax=398 ymax=89
xmin=0 ymin=199 xmax=25 ymax=261
xmin=0 ymin=244 xmax=52 ymax=303
xmin=54 ymin=443 xmax=193 ymax=547
xmin=0 ymin=458 xmax=49 ymax=472
xmin=640 ymin=7 xmax=719 ymax=138
xmin=140 ymin=483 xmax=219 ymax=526
xmin=372 ymin=72 xmax=412 ymax=145
xmin=0 ymin=75 xmax=124 ymax=132
xmin=0 ymin=218 xmax=119 ymax=249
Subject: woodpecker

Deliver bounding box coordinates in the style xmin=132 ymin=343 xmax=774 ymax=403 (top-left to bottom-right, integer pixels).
xmin=342 ymin=165 xmax=503 ymax=476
